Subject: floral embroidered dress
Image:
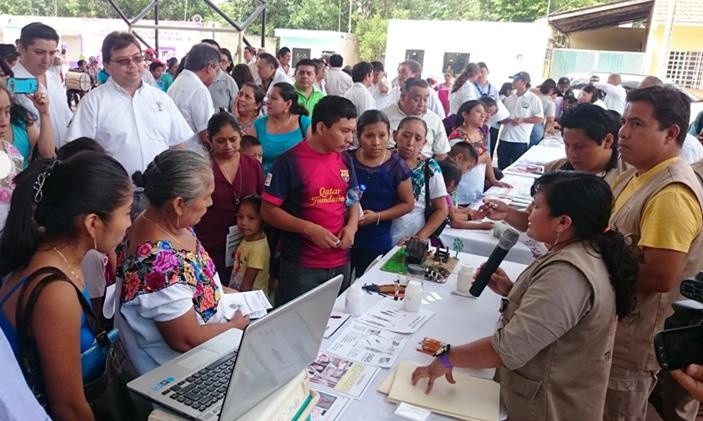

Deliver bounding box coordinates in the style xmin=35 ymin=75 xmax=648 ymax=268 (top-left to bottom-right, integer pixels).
xmin=117 ymin=238 xmax=227 ymax=375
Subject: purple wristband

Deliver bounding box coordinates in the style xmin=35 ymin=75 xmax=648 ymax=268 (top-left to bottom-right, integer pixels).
xmin=438 ymin=352 xmax=453 ymax=369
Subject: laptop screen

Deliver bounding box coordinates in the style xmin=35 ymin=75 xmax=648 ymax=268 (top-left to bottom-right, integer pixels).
xmin=218 ymin=275 xmax=343 ymax=420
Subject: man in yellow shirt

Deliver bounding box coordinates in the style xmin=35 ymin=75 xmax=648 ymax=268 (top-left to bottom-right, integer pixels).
xmin=605 ymin=86 xmax=703 ymax=420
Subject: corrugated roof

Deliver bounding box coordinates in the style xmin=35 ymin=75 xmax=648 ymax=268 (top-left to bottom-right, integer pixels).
xmin=548 ymin=0 xmax=654 ymax=33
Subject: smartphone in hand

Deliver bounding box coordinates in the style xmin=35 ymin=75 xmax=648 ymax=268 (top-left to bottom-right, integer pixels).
xmin=7 ymin=77 xmax=39 ymax=95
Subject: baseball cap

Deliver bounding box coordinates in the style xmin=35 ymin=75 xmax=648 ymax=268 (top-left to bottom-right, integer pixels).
xmin=145 ymin=48 xmax=156 ymax=56
xmin=511 ymin=71 xmax=531 ymax=84
xmin=557 ymin=77 xmax=570 ymax=85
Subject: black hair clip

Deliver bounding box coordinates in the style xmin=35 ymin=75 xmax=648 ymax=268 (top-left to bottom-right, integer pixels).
xmin=33 ymin=160 xmax=61 ymax=204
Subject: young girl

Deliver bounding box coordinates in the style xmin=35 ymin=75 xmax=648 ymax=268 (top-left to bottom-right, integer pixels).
xmin=439 ymin=159 xmax=494 ymax=230
xmin=231 ymin=196 xmax=270 ymax=294
xmin=449 ymin=100 xmax=508 ymax=205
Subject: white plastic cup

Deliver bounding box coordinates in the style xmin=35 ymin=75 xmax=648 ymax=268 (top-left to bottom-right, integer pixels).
xmin=345 ymin=283 xmax=365 ymax=316
xmin=403 ymin=280 xmax=422 ymax=313
xmin=457 ymin=264 xmax=475 ymax=294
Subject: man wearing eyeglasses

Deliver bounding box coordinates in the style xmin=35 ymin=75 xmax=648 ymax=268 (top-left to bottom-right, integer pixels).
xmin=167 ymin=43 xmax=219 ymax=156
xmin=64 ymin=31 xmax=193 ymax=178
xmin=12 ymin=22 xmax=72 ymax=148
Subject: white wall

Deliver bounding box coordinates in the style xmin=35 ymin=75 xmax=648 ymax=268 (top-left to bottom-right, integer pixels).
xmin=384 ymin=19 xmax=551 ymax=84
xmin=274 ymin=29 xmax=358 ymax=64
xmin=0 ymin=15 xmax=246 ymax=64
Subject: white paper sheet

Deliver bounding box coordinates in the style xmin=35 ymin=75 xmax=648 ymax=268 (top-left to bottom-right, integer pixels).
xmin=224 ymin=225 xmax=243 ymax=268
xmin=358 ymin=299 xmax=435 ymax=334
xmin=324 ymin=312 xmax=352 ymax=339
xmin=221 ymin=290 xmax=272 ymax=320
xmin=326 ymin=321 xmax=408 ymax=368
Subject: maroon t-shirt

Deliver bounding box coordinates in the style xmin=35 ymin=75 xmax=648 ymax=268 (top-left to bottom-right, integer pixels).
xmin=195 ymin=153 xmax=263 ymax=280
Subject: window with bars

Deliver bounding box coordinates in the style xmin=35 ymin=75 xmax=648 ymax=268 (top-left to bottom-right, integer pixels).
xmin=666 ymin=51 xmax=703 ymax=89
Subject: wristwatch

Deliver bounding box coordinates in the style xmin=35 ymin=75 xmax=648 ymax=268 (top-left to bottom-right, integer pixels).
xmin=434 ymin=344 xmax=452 ymax=369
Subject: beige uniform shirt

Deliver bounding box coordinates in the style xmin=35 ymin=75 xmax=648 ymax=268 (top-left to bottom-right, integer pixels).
xmin=493 ymin=241 xmax=617 ymax=420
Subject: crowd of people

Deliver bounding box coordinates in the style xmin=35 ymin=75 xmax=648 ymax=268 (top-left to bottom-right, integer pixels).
xmin=1 ymin=20 xmax=703 ymax=421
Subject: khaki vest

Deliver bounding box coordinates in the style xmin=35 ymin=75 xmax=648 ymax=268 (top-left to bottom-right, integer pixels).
xmin=496 ymin=242 xmax=617 ymax=421
xmin=543 ymin=157 xmax=627 ymax=187
xmin=692 ymin=159 xmax=703 ymax=185
xmin=610 ymin=158 xmax=703 ymax=370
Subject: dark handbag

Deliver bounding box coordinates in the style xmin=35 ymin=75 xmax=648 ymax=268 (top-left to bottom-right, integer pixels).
xmin=16 ymin=267 xmax=150 ymax=421
xmin=423 ymin=159 xmax=449 ymax=239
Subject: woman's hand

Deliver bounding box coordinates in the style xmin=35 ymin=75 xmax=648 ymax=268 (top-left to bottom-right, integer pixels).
xmin=477 ymin=199 xmax=511 ymax=221
xmin=411 ymin=358 xmax=456 ymax=394
xmin=473 ymin=220 xmax=495 ymax=230
xmin=475 ymin=264 xmax=513 ymax=296
xmin=229 ymin=310 xmax=250 ymax=329
xmin=359 ymin=210 xmax=379 ymax=227
xmin=489 ymin=180 xmax=512 ymax=189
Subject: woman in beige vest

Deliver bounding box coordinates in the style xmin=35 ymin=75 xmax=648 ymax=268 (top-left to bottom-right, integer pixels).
xmin=412 ymin=172 xmax=638 ymax=420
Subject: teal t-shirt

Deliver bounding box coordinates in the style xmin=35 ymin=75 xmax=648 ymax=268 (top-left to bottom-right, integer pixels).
xmin=97 ymin=68 xmax=109 ymax=85
xmin=255 ymin=115 xmax=311 ymax=175
xmin=159 ymin=72 xmax=174 ymax=92
xmin=11 ymin=122 xmax=30 ymax=167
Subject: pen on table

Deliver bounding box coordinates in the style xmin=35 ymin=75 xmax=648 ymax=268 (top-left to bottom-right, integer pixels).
xmin=330 ymin=315 xmax=342 ymax=319
xmin=394 ymin=279 xmax=400 ymax=301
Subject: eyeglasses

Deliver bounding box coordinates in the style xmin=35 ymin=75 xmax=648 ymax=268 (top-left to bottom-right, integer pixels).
xmin=112 ymin=55 xmax=145 ymax=67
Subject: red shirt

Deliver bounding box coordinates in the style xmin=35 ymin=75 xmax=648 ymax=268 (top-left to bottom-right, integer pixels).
xmin=263 ymin=141 xmax=358 ymax=268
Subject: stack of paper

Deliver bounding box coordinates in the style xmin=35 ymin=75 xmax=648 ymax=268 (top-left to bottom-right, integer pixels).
xmin=378 ymin=361 xmax=500 ymax=421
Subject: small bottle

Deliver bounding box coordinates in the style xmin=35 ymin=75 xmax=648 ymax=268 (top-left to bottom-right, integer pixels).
xmin=345 ymin=282 xmax=365 ymax=316
xmin=403 ymin=280 xmax=422 ymax=313
xmin=345 ymin=184 xmax=366 ymax=208
xmin=457 ymin=264 xmax=475 ymax=294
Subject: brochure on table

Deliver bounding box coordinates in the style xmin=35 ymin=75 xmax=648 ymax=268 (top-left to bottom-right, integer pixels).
xmin=327 ymin=321 xmax=409 ymax=368
xmin=310 ymin=388 xmax=351 ymax=421
xmin=358 ymin=298 xmax=435 ymax=334
xmin=308 ymin=353 xmax=379 ymax=399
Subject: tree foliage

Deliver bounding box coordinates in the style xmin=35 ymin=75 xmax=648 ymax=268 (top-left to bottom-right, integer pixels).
xmin=1 ymin=0 xmax=613 ymax=61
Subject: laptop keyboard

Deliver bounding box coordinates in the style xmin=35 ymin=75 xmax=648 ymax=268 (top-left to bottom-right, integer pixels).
xmin=162 ymin=351 xmax=237 ymax=412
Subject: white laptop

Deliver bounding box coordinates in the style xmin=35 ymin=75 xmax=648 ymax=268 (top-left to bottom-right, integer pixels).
xmin=128 ymin=275 xmax=343 ymax=420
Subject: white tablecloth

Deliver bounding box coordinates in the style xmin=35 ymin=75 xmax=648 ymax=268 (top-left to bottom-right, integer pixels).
xmin=439 ymin=227 xmax=537 ymax=265
xmin=323 ymin=247 xmax=528 ymax=421
xmin=439 ymin=138 xmax=565 ymax=265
